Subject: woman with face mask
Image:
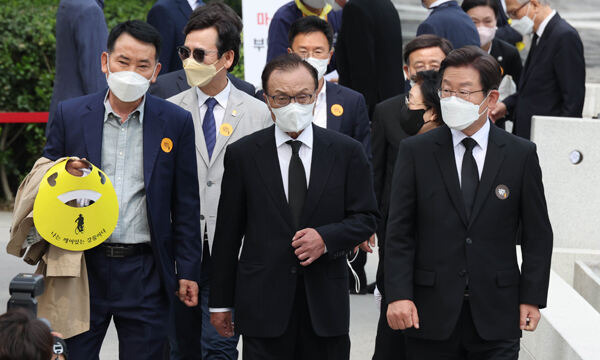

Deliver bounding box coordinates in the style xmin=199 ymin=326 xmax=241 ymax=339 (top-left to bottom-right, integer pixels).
xmin=400 ymin=70 xmax=443 ymax=136
xmin=462 ymin=0 xmax=522 ymax=129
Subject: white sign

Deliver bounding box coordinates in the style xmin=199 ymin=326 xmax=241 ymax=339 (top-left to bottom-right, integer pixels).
xmin=242 ymin=0 xmax=288 ymax=89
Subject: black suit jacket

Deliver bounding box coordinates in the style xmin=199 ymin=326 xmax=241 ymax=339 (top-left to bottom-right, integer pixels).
xmin=504 ymin=13 xmax=585 ymax=139
xmin=336 ymin=0 xmax=404 ymax=117
xmin=209 ymin=125 xmax=379 ymax=338
xmin=149 ymin=69 xmax=256 ymax=99
xmin=490 ymin=38 xmax=523 ymax=86
xmin=147 ymin=0 xmax=194 ymax=75
xmin=385 ymin=123 xmax=553 ymax=341
xmin=371 ymin=93 xmax=409 ymax=295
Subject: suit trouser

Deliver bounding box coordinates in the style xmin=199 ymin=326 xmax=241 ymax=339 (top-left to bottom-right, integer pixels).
xmin=405 ymin=299 xmax=519 ymax=360
xmin=242 ymin=275 xmax=350 ymax=360
xmin=169 ymin=241 xmax=240 ymax=359
xmin=66 ymin=245 xmax=168 ymax=360
xmin=372 ymin=298 xmax=407 ymax=360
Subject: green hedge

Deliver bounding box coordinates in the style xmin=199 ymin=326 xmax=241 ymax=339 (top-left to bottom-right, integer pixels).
xmin=0 ymin=0 xmax=243 ymax=205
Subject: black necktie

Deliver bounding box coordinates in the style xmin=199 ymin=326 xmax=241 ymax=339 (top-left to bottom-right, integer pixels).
xmin=523 ymin=33 xmax=539 ymax=74
xmin=287 ymin=140 xmax=307 ymax=229
xmin=461 ymin=138 xmax=479 ymax=220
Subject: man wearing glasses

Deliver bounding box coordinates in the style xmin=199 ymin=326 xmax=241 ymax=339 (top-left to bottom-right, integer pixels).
xmin=385 ymin=46 xmax=553 ymax=359
xmin=167 ymin=3 xmax=272 ymax=359
xmin=209 ymin=53 xmax=379 ymax=359
xmin=491 ymin=0 xmax=585 ymax=139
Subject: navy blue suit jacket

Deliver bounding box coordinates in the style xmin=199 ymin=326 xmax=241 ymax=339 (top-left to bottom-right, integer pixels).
xmin=417 ymin=1 xmax=480 ymax=49
xmin=149 ymin=69 xmax=256 ymax=99
xmin=504 ymin=14 xmax=585 ymax=139
xmin=43 ymin=91 xmax=203 ymax=299
xmin=48 ymin=0 xmax=108 ymax=135
xmin=147 ymin=0 xmax=203 ymax=75
xmin=326 ymin=82 xmax=371 ymax=158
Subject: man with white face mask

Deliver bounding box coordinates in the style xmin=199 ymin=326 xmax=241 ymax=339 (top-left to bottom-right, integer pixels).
xmin=43 ymin=20 xmax=202 ymax=359
xmin=209 ymin=53 xmax=379 ymax=360
xmin=167 ymin=3 xmax=272 ymax=359
xmin=385 ymin=46 xmax=552 ymax=360
xmin=491 ymin=0 xmax=585 ymax=139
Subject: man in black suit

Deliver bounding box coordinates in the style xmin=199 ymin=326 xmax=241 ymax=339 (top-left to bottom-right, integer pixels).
xmin=491 ymin=0 xmax=586 ymax=139
xmin=335 ymin=0 xmax=404 ymax=117
xmin=147 ymin=0 xmax=204 ymax=75
xmin=385 ymin=46 xmax=553 ymax=359
xmin=209 ymin=53 xmax=379 ymax=360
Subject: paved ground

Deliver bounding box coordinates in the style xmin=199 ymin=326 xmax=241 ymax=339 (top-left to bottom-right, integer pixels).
xmin=0 ymin=211 xmax=381 ymax=359
xmin=393 ymin=0 xmax=600 ymax=82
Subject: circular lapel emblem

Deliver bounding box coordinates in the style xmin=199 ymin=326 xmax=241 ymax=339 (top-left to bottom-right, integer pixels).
xmin=330 ymin=104 xmax=344 ymax=117
xmin=161 ymin=138 xmax=173 ymax=153
xmin=495 ymin=185 xmax=510 ymax=200
xmin=220 ymin=123 xmax=233 ymax=137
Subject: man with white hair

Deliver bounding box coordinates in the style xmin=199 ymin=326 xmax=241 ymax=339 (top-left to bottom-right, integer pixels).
xmin=491 ymin=0 xmax=585 ymax=139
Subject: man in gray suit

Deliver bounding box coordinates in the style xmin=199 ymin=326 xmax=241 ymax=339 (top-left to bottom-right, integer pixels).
xmin=47 ymin=0 xmax=108 ymax=135
xmin=167 ymin=3 xmax=271 ymax=359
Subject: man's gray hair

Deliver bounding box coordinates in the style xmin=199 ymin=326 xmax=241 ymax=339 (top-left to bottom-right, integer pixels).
xmin=516 ymin=0 xmax=553 ymax=6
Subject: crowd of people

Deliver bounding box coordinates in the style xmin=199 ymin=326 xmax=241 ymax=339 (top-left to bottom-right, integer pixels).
xmin=3 ymin=0 xmax=587 ymax=359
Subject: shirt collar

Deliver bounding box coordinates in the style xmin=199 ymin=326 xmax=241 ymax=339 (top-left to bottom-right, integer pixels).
xmin=536 ymin=10 xmax=557 ymax=39
xmin=450 ymin=118 xmax=491 ymax=150
xmin=429 ymin=0 xmax=453 ymax=10
xmin=196 ymin=79 xmax=231 ymax=109
xmin=316 ymin=81 xmax=327 ymax=102
xmin=103 ymin=90 xmax=146 ymax=124
xmin=275 ymin=122 xmax=314 ymax=150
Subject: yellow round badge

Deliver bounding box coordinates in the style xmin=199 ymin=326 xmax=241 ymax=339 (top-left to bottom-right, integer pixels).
xmin=33 ymin=159 xmax=119 ymax=251
xmin=331 ymin=104 xmax=344 ymax=117
xmin=220 ymin=123 xmax=233 ymax=136
xmin=161 ymin=138 xmax=173 ymax=153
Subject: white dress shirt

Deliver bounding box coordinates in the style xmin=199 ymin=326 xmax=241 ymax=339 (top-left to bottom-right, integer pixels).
xmin=429 ymin=0 xmax=453 ymax=10
xmin=275 ymin=124 xmax=313 ymax=200
xmin=313 ymin=81 xmax=328 ymax=129
xmin=196 ymin=79 xmax=231 ymax=129
xmin=187 ymin=0 xmax=201 ymax=10
xmin=535 ymin=10 xmax=557 ymax=43
xmin=450 ymin=119 xmax=490 ymax=186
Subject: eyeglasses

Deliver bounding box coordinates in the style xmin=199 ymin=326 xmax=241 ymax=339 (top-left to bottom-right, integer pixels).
xmin=177 ymin=45 xmax=218 ymax=63
xmin=507 ymin=0 xmax=530 ymax=18
xmin=438 ymin=89 xmax=485 ymax=101
xmin=266 ymin=93 xmax=315 ymax=106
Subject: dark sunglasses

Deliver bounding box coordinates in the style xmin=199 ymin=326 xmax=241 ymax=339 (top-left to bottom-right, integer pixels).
xmin=177 ymin=45 xmax=218 ymax=63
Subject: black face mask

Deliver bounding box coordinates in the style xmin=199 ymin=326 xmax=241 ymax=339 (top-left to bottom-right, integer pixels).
xmin=400 ymin=107 xmax=427 ymax=136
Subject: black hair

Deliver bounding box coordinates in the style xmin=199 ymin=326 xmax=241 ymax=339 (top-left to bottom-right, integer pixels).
xmin=0 ymin=309 xmax=53 ymax=360
xmin=415 ymin=70 xmax=442 ymax=124
xmin=262 ymin=53 xmax=318 ymax=95
xmin=439 ymin=46 xmax=502 ymax=93
xmin=403 ymin=34 xmax=454 ymax=65
xmin=461 ymin=0 xmax=500 ymax=18
xmin=184 ymin=2 xmax=242 ymax=71
xmin=288 ymin=16 xmax=334 ymax=49
xmin=107 ymin=20 xmax=162 ymax=60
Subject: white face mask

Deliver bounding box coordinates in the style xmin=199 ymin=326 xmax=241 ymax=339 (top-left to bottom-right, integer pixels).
xmin=440 ymin=93 xmax=489 ymax=131
xmin=106 ymin=54 xmax=156 ymax=102
xmin=510 ymin=4 xmax=535 ymax=36
xmin=303 ymin=0 xmax=326 ymax=8
xmin=270 ymin=102 xmax=315 ymax=133
xmin=305 ymin=57 xmax=329 ymax=80
xmin=478 ymin=26 xmax=497 ymax=46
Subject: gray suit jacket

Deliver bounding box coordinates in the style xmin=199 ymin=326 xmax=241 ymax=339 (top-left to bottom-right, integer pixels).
xmin=48 ymin=0 xmax=108 ymax=135
xmin=168 ymin=84 xmax=272 ymax=251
